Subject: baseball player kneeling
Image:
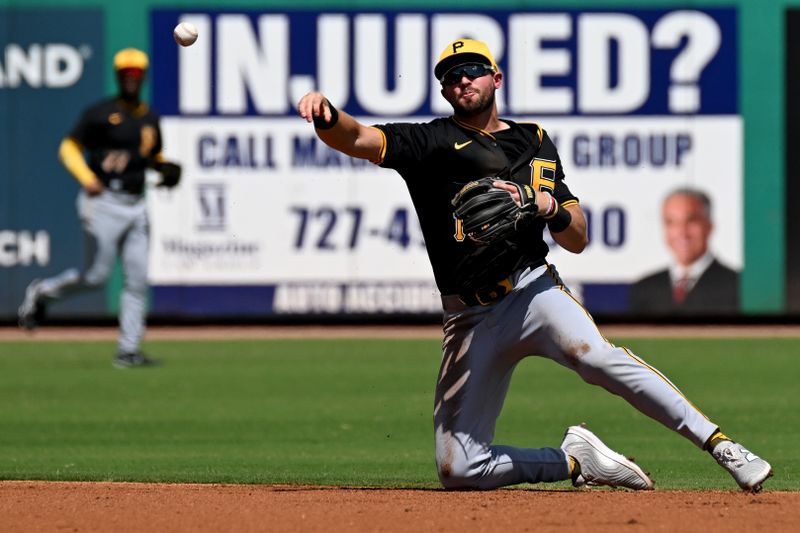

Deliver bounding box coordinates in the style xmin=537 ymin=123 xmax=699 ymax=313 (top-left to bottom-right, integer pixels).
xmin=296 ymin=39 xmax=772 ymax=492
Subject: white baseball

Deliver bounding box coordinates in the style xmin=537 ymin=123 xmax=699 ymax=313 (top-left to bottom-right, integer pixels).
xmin=173 ymin=22 xmax=198 ymax=47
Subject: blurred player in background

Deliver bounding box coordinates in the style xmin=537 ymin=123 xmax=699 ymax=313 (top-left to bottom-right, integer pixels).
xmin=297 ymin=38 xmax=771 ymax=492
xmin=630 ymin=188 xmax=739 ymax=315
xmin=17 ymin=48 xmax=182 ymax=369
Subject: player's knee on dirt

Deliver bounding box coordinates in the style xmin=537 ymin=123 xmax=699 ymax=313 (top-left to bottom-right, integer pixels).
xmin=436 ymin=441 xmax=493 ymax=490
xmin=437 ymin=456 xmax=486 ymax=489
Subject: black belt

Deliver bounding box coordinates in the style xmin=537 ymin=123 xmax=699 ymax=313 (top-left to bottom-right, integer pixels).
xmin=458 ymin=259 xmax=546 ymax=307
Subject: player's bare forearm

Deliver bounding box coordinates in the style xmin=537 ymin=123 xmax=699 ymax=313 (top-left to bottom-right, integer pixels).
xmin=297 ymin=92 xmax=382 ymax=161
xmin=551 ymin=205 xmax=588 ymax=253
xmin=316 ymin=111 xmax=381 ymax=160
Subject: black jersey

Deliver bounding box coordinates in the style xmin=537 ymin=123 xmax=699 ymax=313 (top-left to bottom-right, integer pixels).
xmin=374 ymin=117 xmax=578 ymax=296
xmin=69 ymin=97 xmax=163 ymax=195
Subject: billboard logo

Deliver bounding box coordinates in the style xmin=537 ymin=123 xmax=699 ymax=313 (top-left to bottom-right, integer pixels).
xmin=197 ymin=183 xmax=226 ymax=231
xmin=0 ymin=44 xmax=92 ymax=89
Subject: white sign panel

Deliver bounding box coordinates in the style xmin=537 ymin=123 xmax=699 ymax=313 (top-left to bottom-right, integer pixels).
xmin=150 ymin=116 xmax=741 ymax=285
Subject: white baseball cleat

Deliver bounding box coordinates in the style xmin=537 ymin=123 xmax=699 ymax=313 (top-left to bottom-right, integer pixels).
xmin=561 ymin=424 xmax=654 ymax=490
xmin=711 ymin=440 xmax=772 ymax=492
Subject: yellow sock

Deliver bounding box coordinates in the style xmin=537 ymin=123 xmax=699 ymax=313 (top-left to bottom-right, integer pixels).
xmin=568 ymin=456 xmax=580 ymax=478
xmin=705 ymin=430 xmax=730 ymax=451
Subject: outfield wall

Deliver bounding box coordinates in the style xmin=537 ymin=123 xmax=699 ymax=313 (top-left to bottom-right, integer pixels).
xmin=0 ymin=0 xmax=796 ymax=321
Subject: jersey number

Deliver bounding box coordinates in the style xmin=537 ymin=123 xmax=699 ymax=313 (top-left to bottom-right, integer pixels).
xmin=530 ymin=158 xmax=556 ymax=194
xmin=454 ymin=216 xmax=465 ymax=241
xmin=101 ymin=150 xmax=130 ymax=174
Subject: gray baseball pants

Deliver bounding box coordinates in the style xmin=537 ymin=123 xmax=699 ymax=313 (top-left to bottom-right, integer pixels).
xmin=37 ymin=190 xmax=149 ymax=354
xmin=434 ymin=263 xmax=719 ymax=489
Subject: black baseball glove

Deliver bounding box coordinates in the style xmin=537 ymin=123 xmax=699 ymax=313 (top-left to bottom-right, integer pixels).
xmin=451 ymin=177 xmax=537 ymax=245
xmin=155 ymin=161 xmax=182 ymax=188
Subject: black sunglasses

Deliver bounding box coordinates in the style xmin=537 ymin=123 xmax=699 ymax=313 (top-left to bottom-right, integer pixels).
xmin=440 ymin=63 xmax=494 ymax=86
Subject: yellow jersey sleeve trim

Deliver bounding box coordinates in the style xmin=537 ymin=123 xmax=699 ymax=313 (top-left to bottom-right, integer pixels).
xmin=58 ymin=137 xmax=98 ymax=187
xmin=561 ymin=199 xmax=579 ymax=208
xmin=370 ymin=126 xmax=387 ymax=165
xmin=517 ymin=121 xmax=544 ymax=145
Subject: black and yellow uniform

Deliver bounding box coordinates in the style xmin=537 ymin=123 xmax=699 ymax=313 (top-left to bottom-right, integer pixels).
xmin=69 ymin=98 xmax=163 ymax=195
xmin=296 ymin=37 xmax=771 ymax=494
xmin=374 ymin=117 xmax=578 ymax=297
xmin=17 ymin=47 xmax=180 ymax=368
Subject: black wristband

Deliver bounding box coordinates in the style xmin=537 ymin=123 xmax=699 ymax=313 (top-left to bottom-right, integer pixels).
xmin=546 ymin=204 xmax=573 ymax=233
xmin=313 ymin=101 xmax=339 ymax=130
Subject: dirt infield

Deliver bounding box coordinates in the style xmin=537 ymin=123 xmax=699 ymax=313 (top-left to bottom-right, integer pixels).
xmin=1 ymin=481 xmax=798 ymax=532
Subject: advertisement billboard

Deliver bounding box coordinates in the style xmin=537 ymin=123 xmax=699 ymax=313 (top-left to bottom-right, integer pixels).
xmin=149 ymin=8 xmax=740 ymax=317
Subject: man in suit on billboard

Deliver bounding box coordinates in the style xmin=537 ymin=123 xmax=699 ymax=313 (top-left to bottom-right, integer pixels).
xmin=629 ymin=188 xmax=739 ymax=315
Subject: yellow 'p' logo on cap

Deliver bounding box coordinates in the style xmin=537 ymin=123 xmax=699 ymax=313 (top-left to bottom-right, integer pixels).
xmin=434 ymin=38 xmax=498 ymax=80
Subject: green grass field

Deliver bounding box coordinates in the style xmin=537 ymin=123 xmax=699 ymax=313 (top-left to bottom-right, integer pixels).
xmin=0 ymin=336 xmax=796 ymax=490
